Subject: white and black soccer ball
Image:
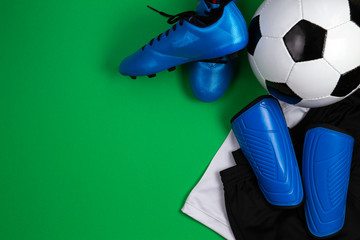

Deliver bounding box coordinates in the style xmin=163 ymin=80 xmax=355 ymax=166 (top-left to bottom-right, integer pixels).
xmin=248 ymin=0 xmax=360 ymax=108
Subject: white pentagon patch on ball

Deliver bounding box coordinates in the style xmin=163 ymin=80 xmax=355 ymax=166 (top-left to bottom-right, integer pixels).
xmin=247 ymin=0 xmax=360 ymax=108
xmin=253 ymin=37 xmax=294 ymax=84
xmin=324 ymin=21 xmax=360 ymax=74
xmin=259 ymin=0 xmax=302 ymax=38
xmin=287 ymin=59 xmax=340 ymax=100
xmin=248 ymin=54 xmax=266 ymax=88
xmin=302 ymin=0 xmax=350 ymax=30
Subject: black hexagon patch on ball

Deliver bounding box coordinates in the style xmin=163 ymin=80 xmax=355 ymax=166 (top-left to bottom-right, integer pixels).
xmin=283 ymin=20 xmax=327 ymax=62
xmin=265 ymin=81 xmax=302 ymax=105
xmin=331 ymin=66 xmax=360 ymax=97
xmin=247 ymin=15 xmax=262 ymax=56
xmin=349 ymin=0 xmax=360 ymax=27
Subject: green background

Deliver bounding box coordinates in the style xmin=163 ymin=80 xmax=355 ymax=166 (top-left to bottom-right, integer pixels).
xmin=0 ymin=0 xmax=265 ymax=239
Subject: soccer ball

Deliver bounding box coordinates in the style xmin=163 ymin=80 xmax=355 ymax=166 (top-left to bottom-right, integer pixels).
xmin=248 ymin=0 xmax=360 ymax=108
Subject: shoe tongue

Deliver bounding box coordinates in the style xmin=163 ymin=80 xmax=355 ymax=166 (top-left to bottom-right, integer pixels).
xmin=207 ymin=3 xmax=221 ymax=9
xmin=187 ymin=1 xmax=225 ymax=27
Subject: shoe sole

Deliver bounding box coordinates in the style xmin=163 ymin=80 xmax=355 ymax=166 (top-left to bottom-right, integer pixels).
xmin=129 ymin=66 xmax=176 ymax=80
xmin=126 ymin=50 xmax=241 ymax=79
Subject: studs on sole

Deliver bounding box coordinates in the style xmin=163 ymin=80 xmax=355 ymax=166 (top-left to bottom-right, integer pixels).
xmin=205 ymin=57 xmax=223 ymax=63
xmin=227 ymin=52 xmax=239 ymax=60
xmin=127 ymin=66 xmax=176 ymax=79
xmin=168 ymin=66 xmax=176 ymax=72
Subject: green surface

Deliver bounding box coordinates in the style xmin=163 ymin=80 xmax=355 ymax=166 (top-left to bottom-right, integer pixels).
xmin=0 ymin=0 xmax=265 ymax=239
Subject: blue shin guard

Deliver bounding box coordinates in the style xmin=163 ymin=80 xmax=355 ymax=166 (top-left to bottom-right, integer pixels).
xmin=303 ymin=126 xmax=354 ymax=238
xmin=231 ymin=96 xmax=303 ymax=207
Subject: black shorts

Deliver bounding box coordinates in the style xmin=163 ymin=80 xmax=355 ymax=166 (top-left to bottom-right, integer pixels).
xmin=220 ymin=90 xmax=360 ymax=240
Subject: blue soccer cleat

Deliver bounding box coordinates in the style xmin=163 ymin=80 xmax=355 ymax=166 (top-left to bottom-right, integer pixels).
xmin=189 ymin=58 xmax=237 ymax=102
xmin=119 ymin=0 xmax=248 ymax=79
xmin=303 ymin=126 xmax=354 ymax=238
xmin=189 ymin=0 xmax=246 ymax=102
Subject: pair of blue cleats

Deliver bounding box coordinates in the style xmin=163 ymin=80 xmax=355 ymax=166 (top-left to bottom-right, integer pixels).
xmin=231 ymin=96 xmax=354 ymax=238
xmin=119 ymin=0 xmax=248 ymax=102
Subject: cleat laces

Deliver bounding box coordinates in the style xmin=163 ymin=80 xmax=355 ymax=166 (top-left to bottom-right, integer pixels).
xmin=142 ymin=6 xmax=197 ymax=50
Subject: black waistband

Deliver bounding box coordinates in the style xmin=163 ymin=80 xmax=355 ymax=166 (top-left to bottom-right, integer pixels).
xmin=220 ymin=149 xmax=254 ymax=186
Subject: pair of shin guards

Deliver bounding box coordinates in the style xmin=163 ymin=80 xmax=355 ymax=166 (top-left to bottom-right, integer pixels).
xmin=231 ymin=96 xmax=354 ymax=238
